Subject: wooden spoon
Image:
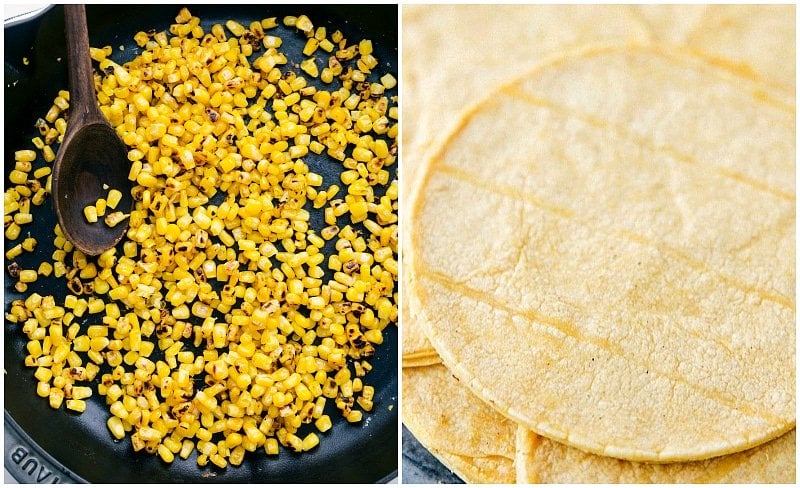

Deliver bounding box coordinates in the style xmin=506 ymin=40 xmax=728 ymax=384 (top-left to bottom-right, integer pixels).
xmin=52 ymin=4 xmax=132 ymax=256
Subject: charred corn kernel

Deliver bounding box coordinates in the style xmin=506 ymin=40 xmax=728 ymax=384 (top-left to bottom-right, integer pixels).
xmin=15 ymin=160 xmax=32 ymax=172
xmin=105 ymin=211 xmax=129 ymax=228
xmin=345 ymin=410 xmax=362 ymax=423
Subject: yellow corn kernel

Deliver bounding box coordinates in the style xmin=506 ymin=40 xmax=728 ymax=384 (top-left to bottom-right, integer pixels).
xmin=380 ymin=73 xmax=397 ymax=90
xmin=92 ymin=198 xmax=107 ymax=217
xmin=48 ymin=390 xmax=65 ymax=412
xmin=210 ymin=453 xmax=227 ymax=469
xmin=42 ymin=146 xmax=56 ymax=163
xmin=66 ymin=399 xmax=86 ymax=412
xmin=106 ymin=188 xmax=123 ymax=209
xmin=157 ymin=444 xmax=175 ymax=463
xmin=9 ymin=170 xmax=28 ymax=185
xmin=71 ymin=386 xmax=92 ymax=400
xmin=33 ymin=166 xmax=52 ymax=179
xmin=225 ymin=19 xmax=245 ymax=36
xmin=342 ymin=408 xmax=362 ymax=423
xmin=21 ymin=236 xmax=37 ymax=252
xmin=19 ymin=269 xmax=38 ymax=283
xmin=13 ymin=212 xmax=33 ymax=225
xmin=84 ymin=205 xmax=98 ymax=223
xmin=302 ymin=432 xmax=319 ymax=451
xmin=314 ymin=415 xmax=332 ymax=432
xmin=107 ymin=416 xmax=126 ymax=439
xmin=300 ymin=58 xmax=319 ymax=78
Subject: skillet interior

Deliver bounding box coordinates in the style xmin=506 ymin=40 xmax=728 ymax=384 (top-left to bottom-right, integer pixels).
xmin=4 ymin=4 xmax=398 ymax=483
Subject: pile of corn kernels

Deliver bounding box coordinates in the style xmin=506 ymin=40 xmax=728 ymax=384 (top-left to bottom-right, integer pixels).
xmin=5 ymin=8 xmax=398 ymax=469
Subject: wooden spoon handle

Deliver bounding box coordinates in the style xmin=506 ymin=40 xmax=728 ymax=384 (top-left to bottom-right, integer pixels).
xmin=64 ymin=4 xmax=104 ymax=125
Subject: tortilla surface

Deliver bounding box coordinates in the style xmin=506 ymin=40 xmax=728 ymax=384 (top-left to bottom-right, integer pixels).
xmin=401 ymin=5 xmax=653 ymax=362
xmin=400 ymin=256 xmax=438 ymax=362
xmin=410 ymin=44 xmax=795 ymax=462
xmin=402 ymin=365 xmax=516 ymax=483
xmin=403 ymin=363 xmax=795 ymax=483
xmin=517 ymin=427 xmax=796 ymax=483
xmin=627 ymin=5 xmax=709 ymax=45
xmin=401 ymin=4 xmax=651 ymax=191
xmin=683 ymin=4 xmax=796 ymax=91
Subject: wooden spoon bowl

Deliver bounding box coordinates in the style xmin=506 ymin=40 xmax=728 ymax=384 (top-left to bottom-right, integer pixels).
xmin=52 ymin=4 xmax=132 ymax=256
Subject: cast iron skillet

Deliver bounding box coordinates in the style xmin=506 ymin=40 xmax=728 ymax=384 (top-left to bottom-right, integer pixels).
xmin=4 ymin=4 xmax=398 ymax=483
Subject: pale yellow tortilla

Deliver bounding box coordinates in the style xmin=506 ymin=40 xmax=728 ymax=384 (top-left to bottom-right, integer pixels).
xmin=404 ymin=363 xmax=795 ymax=484
xmin=400 ymin=256 xmax=438 ymax=362
xmin=401 ymin=4 xmax=653 ymax=364
xmin=401 ymin=4 xmax=652 ymax=196
xmin=402 ymin=350 xmax=440 ymax=368
xmin=517 ymin=426 xmax=796 ymax=483
xmin=400 ymin=4 xmax=796 ymax=367
xmin=684 ymin=4 xmax=796 ymax=91
xmin=628 ymin=5 xmax=709 ymax=45
xmin=402 ymin=365 xmax=516 ymax=483
xmin=401 ymin=5 xmax=794 ymax=204
xmin=410 ymin=44 xmax=795 ymax=462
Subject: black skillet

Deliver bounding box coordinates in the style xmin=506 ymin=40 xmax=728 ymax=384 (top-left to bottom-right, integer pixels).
xmin=4 ymin=4 xmax=398 ymax=483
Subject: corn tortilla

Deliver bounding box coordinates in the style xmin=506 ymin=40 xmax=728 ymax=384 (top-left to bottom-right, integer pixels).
xmin=404 ymin=363 xmax=795 ymax=483
xmin=400 ymin=4 xmax=794 ymax=366
xmin=401 ymin=5 xmax=653 ymax=362
xmin=683 ymin=4 xmax=795 ymax=91
xmin=628 ymin=3 xmax=796 ymax=92
xmin=516 ymin=426 xmax=796 ymax=483
xmin=402 ymin=365 xmax=516 ymax=483
xmin=402 ymin=350 xmax=440 ymax=368
xmin=400 ymin=257 xmax=438 ymax=362
xmin=410 ymin=44 xmax=795 ymax=462
xmin=401 ymin=5 xmax=651 ymax=194
xmin=627 ymin=5 xmax=709 ymax=45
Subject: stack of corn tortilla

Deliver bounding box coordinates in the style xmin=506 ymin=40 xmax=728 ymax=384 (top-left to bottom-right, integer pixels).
xmin=402 ymin=5 xmax=795 ymax=483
